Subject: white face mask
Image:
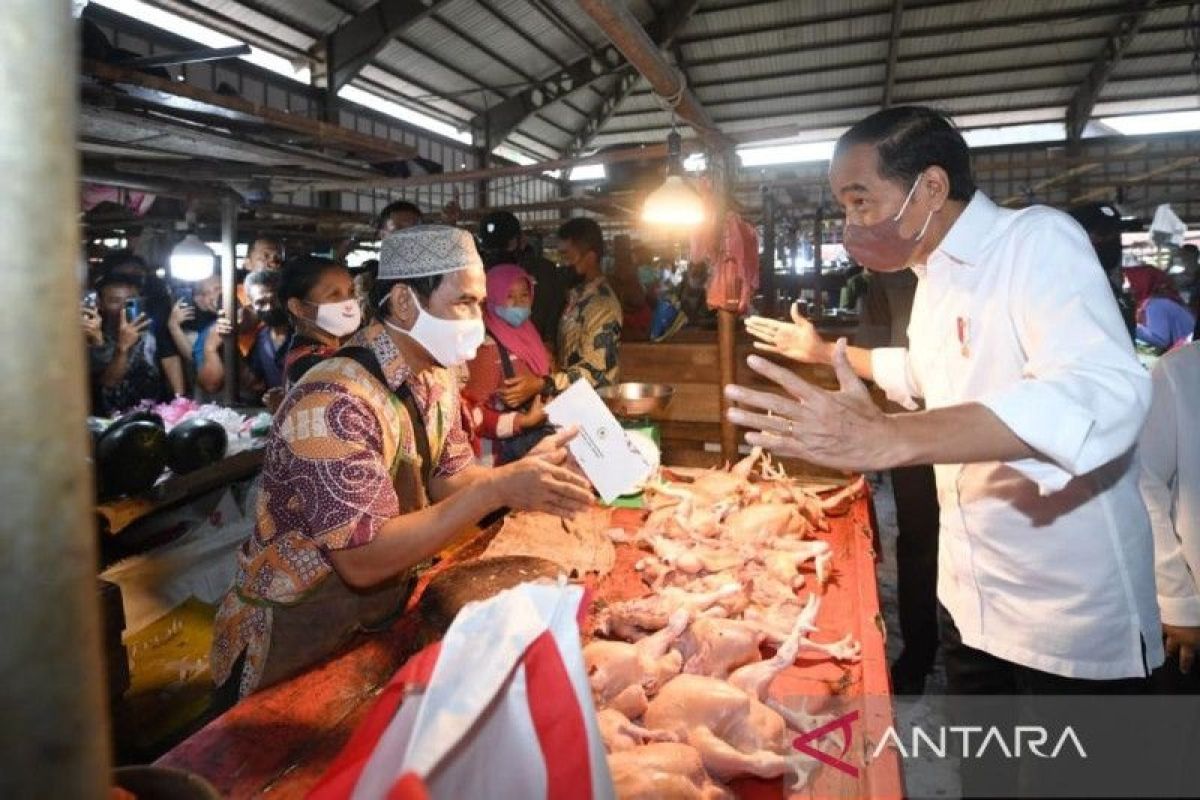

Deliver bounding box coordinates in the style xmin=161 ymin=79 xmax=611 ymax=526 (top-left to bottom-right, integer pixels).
xmin=383 ymin=290 xmax=484 ymax=367
xmin=310 ymin=299 xmax=362 ymax=338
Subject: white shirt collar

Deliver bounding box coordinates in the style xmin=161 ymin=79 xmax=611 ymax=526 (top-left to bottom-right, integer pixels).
xmin=917 ymin=190 xmax=1001 ymax=272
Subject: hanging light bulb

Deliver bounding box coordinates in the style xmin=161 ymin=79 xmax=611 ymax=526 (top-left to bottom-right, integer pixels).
xmin=642 ymin=128 xmax=705 ymax=227
xmin=169 ymin=233 xmax=216 ymax=281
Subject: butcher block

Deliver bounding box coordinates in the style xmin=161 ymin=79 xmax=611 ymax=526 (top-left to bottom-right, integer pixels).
xmin=156 ymin=484 xmax=901 ymax=799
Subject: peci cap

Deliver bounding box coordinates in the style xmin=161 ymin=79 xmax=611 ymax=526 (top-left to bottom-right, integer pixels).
xmin=378 ymin=225 xmax=483 ymax=280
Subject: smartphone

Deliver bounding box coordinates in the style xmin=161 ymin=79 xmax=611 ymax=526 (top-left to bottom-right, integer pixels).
xmin=82 ymin=291 xmax=98 ymax=310
xmin=175 ymin=285 xmax=193 ymax=306
xmin=124 ymin=297 xmax=142 ymax=322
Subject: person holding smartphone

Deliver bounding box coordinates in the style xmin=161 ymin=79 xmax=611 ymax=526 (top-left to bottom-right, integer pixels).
xmin=87 ymin=272 xmax=169 ymax=416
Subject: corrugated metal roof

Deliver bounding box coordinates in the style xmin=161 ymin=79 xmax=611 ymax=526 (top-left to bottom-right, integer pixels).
xmin=373 ymin=40 xmax=501 ymax=114
xmin=209 ymin=0 xmax=347 ymax=36
xmin=896 ymin=39 xmax=1100 ymax=82
xmin=199 ymin=0 xmax=323 ymax=49
xmin=1102 ymin=75 xmax=1200 ymax=101
xmin=139 ymin=0 xmax=1200 ymax=159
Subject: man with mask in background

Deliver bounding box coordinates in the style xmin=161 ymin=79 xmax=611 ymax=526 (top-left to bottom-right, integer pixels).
xmin=210 ymin=225 xmax=592 ymax=699
xmin=1069 ymin=202 xmax=1136 ymax=341
xmin=733 ymin=106 xmax=1161 ymax=797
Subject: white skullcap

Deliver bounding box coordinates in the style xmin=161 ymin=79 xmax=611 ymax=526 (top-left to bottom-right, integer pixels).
xmin=378 ymin=225 xmax=483 ymax=280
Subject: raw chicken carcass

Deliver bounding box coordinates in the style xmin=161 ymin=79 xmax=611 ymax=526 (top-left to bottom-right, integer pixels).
xmin=650 ymin=536 xmax=750 ymax=578
xmin=819 ymin=474 xmax=868 ymax=516
xmin=677 ymin=617 xmax=764 ymax=678
xmin=763 ymin=539 xmax=833 ymax=589
xmin=585 ymin=609 xmax=688 ymax=718
xmin=722 ymin=503 xmax=807 ymax=545
xmin=727 ymin=607 xmax=809 ymax=701
xmin=743 ymin=595 xmax=863 ymax=663
xmin=597 ymin=583 xmax=742 ymax=639
xmin=644 ymin=674 xmax=813 ymax=790
xmin=607 ymin=743 xmax=732 ymax=800
xmin=597 ymin=707 xmax=678 ymax=752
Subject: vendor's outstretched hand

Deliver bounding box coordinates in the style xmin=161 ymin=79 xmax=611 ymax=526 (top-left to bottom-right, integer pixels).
xmin=525 ymin=424 xmax=587 ymax=483
xmin=745 ymin=302 xmax=831 ymax=365
xmin=725 ymin=338 xmax=894 ymax=472
xmin=500 ymin=433 xmax=593 ymax=518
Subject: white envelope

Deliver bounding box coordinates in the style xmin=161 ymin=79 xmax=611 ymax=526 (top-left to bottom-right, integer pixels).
xmin=544 ymin=380 xmax=653 ymax=503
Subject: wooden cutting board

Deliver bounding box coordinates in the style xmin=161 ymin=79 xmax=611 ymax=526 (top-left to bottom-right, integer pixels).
xmin=415 ymin=555 xmax=562 ymax=643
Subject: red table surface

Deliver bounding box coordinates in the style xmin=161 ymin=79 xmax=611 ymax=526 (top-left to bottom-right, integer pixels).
xmin=158 ymin=491 xmax=901 ymax=799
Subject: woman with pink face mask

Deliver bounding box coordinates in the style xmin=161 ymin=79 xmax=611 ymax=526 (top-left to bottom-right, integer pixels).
xmin=463 ymin=263 xmax=554 ymax=464
xmin=279 ymin=255 xmax=362 ymax=389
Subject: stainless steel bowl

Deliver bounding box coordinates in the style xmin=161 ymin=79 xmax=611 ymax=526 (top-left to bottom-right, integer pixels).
xmin=596 ymin=382 xmax=674 ymax=418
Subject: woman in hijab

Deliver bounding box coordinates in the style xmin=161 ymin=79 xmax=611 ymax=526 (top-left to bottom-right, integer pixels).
xmin=1124 ymin=264 xmax=1195 ymax=352
xmin=464 ymin=264 xmax=554 ymax=464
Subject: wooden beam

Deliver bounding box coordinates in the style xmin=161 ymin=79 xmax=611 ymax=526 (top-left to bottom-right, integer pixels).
xmin=1069 ymin=155 xmax=1200 ymax=203
xmin=83 ymin=60 xmax=416 ymax=161
xmin=317 ymin=0 xmax=447 ymax=94
xmin=882 ymin=0 xmax=904 ymax=108
xmin=1065 ymin=0 xmax=1160 ymax=142
xmin=296 ymin=139 xmax=702 ymax=191
xmin=80 ymin=105 xmax=376 ymax=178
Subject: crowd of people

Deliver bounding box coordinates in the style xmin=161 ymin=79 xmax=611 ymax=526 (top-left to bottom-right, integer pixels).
xmin=81 ymin=205 xmax=649 ymax=465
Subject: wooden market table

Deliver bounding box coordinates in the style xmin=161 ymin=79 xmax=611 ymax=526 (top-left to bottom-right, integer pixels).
xmin=156 ymin=486 xmax=901 ymax=799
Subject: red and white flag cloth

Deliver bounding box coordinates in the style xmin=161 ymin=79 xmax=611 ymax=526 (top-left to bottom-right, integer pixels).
xmin=309 ymin=581 xmax=614 ymax=800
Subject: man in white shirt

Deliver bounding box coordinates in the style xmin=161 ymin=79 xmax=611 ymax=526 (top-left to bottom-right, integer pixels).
xmin=1138 ymin=341 xmax=1200 ymax=692
xmin=733 ymin=106 xmax=1161 ymax=790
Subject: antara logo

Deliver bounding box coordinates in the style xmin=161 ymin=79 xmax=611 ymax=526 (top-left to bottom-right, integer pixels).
xmin=792 ymin=710 xmax=861 ymax=777
xmin=872 ymin=725 xmax=1088 ymax=760
xmin=792 ymin=710 xmax=1088 ymax=776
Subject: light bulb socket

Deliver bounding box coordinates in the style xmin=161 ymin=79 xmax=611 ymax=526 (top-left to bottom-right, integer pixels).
xmin=665 ymin=129 xmax=685 ymax=177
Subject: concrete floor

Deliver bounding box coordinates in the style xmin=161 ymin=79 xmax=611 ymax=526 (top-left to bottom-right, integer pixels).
xmin=869 ymin=471 xmax=961 ymax=799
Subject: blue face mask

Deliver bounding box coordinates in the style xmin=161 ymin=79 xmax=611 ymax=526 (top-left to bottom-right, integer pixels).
xmin=494 ymin=304 xmax=531 ymax=327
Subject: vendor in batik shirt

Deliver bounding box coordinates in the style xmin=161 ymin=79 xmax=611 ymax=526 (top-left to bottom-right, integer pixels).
xmin=211 ymin=226 xmax=593 ymax=699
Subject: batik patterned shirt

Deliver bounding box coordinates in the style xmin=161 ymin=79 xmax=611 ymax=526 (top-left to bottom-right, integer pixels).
xmin=210 ymin=324 xmax=472 ymax=695
xmin=550 ymin=277 xmax=623 ymax=393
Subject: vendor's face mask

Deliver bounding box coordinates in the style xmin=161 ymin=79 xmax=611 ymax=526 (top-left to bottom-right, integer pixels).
xmin=384 ymin=288 xmax=484 ymax=367
xmin=308 ymin=299 xmax=362 ymax=338
xmin=842 ymin=172 xmax=934 ymax=272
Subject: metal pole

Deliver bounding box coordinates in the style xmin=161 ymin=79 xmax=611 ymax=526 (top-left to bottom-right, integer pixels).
xmin=220 ymin=196 xmax=239 ymax=405
xmin=760 ymin=188 xmax=777 ymax=317
xmin=812 ymin=200 xmax=825 ymax=318
xmin=0 ymin=2 xmax=111 ymax=796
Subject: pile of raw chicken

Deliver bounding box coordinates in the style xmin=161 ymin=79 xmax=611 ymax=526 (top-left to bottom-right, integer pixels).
xmin=585 ymin=448 xmax=867 ymax=799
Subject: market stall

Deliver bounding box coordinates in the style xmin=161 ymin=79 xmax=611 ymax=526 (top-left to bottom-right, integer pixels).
xmin=156 ymin=457 xmax=901 ymax=798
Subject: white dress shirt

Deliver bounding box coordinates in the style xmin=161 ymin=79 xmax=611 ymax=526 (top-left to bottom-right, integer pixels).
xmin=871 ymin=191 xmax=1163 ymax=680
xmin=1138 ymin=342 xmax=1200 ymax=627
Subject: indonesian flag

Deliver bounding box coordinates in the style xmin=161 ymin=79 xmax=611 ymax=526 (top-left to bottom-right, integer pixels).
xmin=309 ymin=581 xmax=614 ymax=800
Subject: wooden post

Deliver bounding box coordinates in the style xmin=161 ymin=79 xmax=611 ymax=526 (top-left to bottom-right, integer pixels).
xmin=812 ymin=199 xmax=825 ymax=317
xmin=220 ymin=196 xmax=239 ymax=405
xmin=715 ymin=148 xmax=739 ymax=464
xmin=0 ymin=1 xmax=111 ymax=795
